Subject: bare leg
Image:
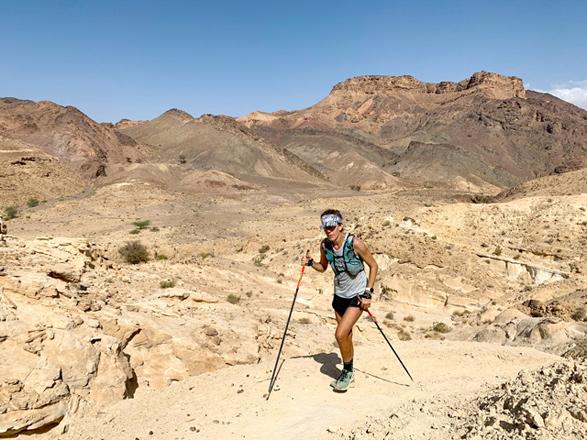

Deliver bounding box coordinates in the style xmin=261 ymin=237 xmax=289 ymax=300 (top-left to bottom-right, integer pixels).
xmin=334 ymin=311 xmax=351 ymax=361
xmin=335 ymin=307 xmax=362 ymax=363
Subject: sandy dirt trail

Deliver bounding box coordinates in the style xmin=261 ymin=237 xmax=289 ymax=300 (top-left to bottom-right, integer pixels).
xmin=59 ymin=339 xmax=561 ymax=440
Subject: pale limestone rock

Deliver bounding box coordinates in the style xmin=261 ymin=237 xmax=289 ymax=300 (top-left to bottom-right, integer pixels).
xmin=0 ymin=400 xmax=68 ymax=436
xmin=189 ymin=290 xmax=218 ymax=303
xmin=48 ymin=261 xmax=85 ymax=283
xmin=89 ymin=337 xmax=135 ymax=402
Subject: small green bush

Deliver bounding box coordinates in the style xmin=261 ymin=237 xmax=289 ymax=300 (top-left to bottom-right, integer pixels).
xmin=27 ymin=198 xmax=40 ymax=208
xmin=432 ymin=321 xmax=451 ymax=333
xmin=403 ymin=315 xmax=415 ymax=322
xmin=3 ymin=206 xmax=18 ymax=220
xmin=258 ymin=245 xmax=270 ymax=254
xmin=118 ymin=241 xmax=149 ymax=264
xmin=178 ymin=154 xmax=187 ymax=164
xmin=132 ymin=220 xmax=151 ymax=230
xmin=298 ymin=317 xmax=311 ymax=324
xmin=199 ymin=251 xmax=214 ymax=260
xmin=493 ymin=246 xmax=502 ymax=256
xmin=150 ymin=226 xmax=160 ymax=232
xmin=156 ymin=254 xmax=169 ymax=260
xmin=160 ymin=279 xmax=176 ymax=289
xmin=227 ymin=294 xmax=240 ymax=304
xmin=350 ymin=185 xmax=361 ymax=191
xmin=385 ymin=312 xmax=394 ymax=320
xmin=129 ymin=229 xmax=141 ymax=234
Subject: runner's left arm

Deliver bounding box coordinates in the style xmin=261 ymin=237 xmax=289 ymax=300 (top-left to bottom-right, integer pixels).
xmin=353 ymin=238 xmax=378 ymax=308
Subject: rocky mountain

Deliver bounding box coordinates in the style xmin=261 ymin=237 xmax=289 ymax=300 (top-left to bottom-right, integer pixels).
xmin=241 ymin=71 xmax=587 ymax=191
xmin=116 ymin=109 xmax=326 ymax=186
xmin=0 ymin=98 xmax=151 ymax=178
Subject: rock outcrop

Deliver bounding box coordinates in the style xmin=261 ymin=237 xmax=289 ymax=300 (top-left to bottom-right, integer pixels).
xmin=460 ymin=362 xmax=587 ymax=439
xmin=0 ymin=236 xmax=263 ymax=435
xmin=331 ymin=71 xmax=526 ymax=99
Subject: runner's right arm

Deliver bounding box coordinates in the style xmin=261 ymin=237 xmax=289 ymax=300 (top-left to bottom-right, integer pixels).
xmin=304 ymin=245 xmax=328 ymax=272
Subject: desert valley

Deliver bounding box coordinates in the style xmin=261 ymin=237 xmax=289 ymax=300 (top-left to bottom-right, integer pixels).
xmin=0 ymin=71 xmax=586 ymax=440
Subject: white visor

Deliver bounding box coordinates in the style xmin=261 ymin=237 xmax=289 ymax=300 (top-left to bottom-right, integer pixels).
xmin=320 ymin=213 xmax=342 ymax=228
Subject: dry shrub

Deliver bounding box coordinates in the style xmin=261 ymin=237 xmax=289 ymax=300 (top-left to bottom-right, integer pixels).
xmin=432 ymin=321 xmax=451 ymax=333
xmin=4 ymin=206 xmax=17 ymax=220
xmin=119 ymin=240 xmax=149 ymax=264
xmin=398 ymin=330 xmax=412 ymax=341
xmin=572 ymin=308 xmax=587 ymax=322
xmin=160 ymin=279 xmax=176 ymax=289
xmin=227 ymin=294 xmax=240 ymax=304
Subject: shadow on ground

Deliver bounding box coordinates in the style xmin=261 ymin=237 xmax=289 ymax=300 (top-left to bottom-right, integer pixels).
xmin=292 ymin=352 xmax=341 ymax=379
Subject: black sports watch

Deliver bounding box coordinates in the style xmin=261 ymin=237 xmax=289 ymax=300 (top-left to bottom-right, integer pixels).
xmin=306 ymin=258 xmax=314 ymax=267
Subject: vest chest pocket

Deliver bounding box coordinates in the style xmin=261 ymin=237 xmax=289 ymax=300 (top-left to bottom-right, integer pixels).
xmin=334 ymin=256 xmax=346 ymax=274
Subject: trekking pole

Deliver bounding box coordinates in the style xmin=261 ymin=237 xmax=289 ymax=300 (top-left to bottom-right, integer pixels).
xmin=365 ymin=308 xmax=414 ymax=382
xmin=266 ymin=254 xmax=307 ymax=400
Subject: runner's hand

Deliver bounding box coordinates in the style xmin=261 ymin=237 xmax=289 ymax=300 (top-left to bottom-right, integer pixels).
xmin=302 ymin=251 xmax=313 ymax=267
xmin=359 ymin=297 xmax=371 ymax=310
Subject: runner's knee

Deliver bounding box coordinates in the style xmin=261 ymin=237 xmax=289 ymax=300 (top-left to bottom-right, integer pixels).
xmin=335 ymin=328 xmax=350 ymax=343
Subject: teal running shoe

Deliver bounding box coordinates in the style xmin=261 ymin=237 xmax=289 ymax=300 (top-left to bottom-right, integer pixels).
xmin=332 ymin=369 xmax=354 ymax=392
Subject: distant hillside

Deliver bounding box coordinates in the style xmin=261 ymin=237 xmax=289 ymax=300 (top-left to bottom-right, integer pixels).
xmin=116 ymin=109 xmax=326 ymax=185
xmin=241 ymin=71 xmax=587 ymax=191
xmin=0 ymin=98 xmax=152 ymax=177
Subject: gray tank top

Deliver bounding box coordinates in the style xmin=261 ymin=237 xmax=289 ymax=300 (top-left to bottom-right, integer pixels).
xmin=333 ymin=234 xmax=367 ymax=299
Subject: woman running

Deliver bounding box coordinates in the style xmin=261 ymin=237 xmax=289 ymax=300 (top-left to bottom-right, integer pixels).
xmin=304 ymin=209 xmax=378 ymax=391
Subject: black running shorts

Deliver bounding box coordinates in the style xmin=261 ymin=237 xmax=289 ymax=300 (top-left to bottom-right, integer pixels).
xmin=332 ymin=294 xmax=361 ymax=317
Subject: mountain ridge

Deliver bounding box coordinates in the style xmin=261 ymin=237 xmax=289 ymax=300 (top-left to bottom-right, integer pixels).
xmin=240 ymin=71 xmax=587 ymax=191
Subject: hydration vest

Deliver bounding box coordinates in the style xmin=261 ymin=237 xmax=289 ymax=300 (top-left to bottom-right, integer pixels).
xmin=322 ymin=234 xmax=364 ymax=276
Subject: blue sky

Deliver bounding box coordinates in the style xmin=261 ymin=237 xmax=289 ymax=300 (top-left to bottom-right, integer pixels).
xmin=1 ymin=0 xmax=585 ymax=121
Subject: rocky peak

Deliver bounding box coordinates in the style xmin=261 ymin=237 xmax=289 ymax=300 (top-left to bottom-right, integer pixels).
xmin=461 ymin=71 xmax=525 ymax=98
xmin=197 ymin=114 xmax=248 ymax=134
xmin=159 ymin=108 xmax=194 ymax=121
xmin=331 ymin=71 xmax=525 ymax=99
xmin=331 ymin=75 xmax=427 ymax=94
